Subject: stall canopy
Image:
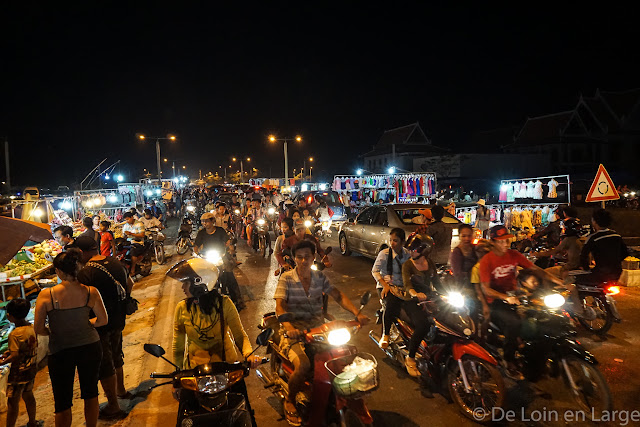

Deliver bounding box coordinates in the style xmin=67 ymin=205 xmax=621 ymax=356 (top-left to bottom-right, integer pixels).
xmin=0 ymin=217 xmax=52 ymax=265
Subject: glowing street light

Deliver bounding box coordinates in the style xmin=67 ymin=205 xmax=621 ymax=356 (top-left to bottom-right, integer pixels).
xmin=268 ymin=134 xmax=303 ymax=182
xmin=232 ymin=156 xmax=251 ymax=183
xmin=136 ymin=133 xmax=178 ymax=182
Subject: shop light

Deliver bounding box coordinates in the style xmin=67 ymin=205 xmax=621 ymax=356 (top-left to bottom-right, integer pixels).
xmin=356 ymin=169 xmax=363 ymax=175
xmin=105 ymin=174 xmax=110 ymax=180
xmin=146 ymin=190 xmax=153 ymax=197
xmin=301 ymin=184 xmax=308 ymax=191
xmin=388 ymin=167 xmax=396 ymax=174
xmin=116 ymin=175 xmax=124 ymax=182
xmin=319 ymin=184 xmax=326 ymax=190
xmin=93 ymin=197 xmax=101 ymax=206
xmin=108 ymin=194 xmax=118 ymax=203
xmin=156 ymin=189 xmax=161 ymax=195
xmin=173 ymin=177 xmax=179 ymax=183
xmin=33 ymin=208 xmax=44 ymax=218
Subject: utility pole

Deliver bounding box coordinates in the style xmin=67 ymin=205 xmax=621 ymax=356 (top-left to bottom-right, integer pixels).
xmin=3 ymin=137 xmax=9 ymax=188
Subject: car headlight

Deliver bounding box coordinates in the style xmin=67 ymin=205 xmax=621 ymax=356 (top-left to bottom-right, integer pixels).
xmin=257 ymin=219 xmax=266 ymax=225
xmin=205 ymin=250 xmax=222 ymax=265
xmin=304 ymin=220 xmax=312 ymax=228
xmin=446 ymin=292 xmax=465 ymax=308
xmin=187 ymin=206 xmax=195 ymax=212
xmin=544 ymin=294 xmax=565 ymax=308
xmin=268 ymin=208 xmax=275 ymax=214
xmin=327 ymin=328 xmax=351 ymax=346
xmin=234 ymin=209 xmax=240 ymax=214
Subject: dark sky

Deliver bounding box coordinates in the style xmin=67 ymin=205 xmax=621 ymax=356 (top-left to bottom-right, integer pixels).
xmin=1 ymin=3 xmax=638 ymax=186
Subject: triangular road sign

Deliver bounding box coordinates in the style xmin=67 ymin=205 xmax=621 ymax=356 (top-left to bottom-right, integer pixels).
xmin=585 ymin=164 xmax=619 ymax=202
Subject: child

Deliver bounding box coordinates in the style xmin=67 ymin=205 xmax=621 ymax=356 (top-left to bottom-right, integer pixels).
xmin=99 ymin=220 xmax=116 ymax=257
xmin=0 ymin=299 xmax=39 ymax=427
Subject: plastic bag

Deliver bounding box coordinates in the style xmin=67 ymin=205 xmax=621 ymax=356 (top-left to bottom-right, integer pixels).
xmin=0 ymin=365 xmax=10 ymax=413
xmin=341 ymin=356 xmax=377 ymax=391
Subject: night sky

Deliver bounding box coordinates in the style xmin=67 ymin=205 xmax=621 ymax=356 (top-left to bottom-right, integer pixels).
xmin=1 ymin=3 xmax=638 ymax=187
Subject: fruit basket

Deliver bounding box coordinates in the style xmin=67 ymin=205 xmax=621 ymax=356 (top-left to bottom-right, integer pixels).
xmin=325 ymin=352 xmax=378 ymax=399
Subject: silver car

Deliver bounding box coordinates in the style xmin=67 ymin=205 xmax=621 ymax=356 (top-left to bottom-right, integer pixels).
xmin=338 ymin=203 xmax=479 ymax=260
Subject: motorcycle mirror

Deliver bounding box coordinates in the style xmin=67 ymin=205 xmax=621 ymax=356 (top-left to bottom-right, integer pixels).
xmin=360 ymin=290 xmax=372 ymax=307
xmin=256 ymin=328 xmax=274 ymax=346
xmin=144 ymin=344 xmax=166 ymax=358
xmin=324 ymin=246 xmax=333 ymax=255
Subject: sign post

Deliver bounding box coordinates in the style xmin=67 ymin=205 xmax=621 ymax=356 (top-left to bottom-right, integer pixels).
xmin=585 ymin=164 xmax=619 ymax=208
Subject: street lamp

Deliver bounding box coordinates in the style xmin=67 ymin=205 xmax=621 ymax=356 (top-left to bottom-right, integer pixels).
xmin=164 ymin=158 xmax=180 ymax=178
xmin=303 ymin=156 xmax=314 ymax=180
xmin=268 ymin=134 xmax=302 ymax=183
xmin=136 ymin=133 xmax=177 ymax=182
xmin=232 ymin=156 xmax=251 ymax=184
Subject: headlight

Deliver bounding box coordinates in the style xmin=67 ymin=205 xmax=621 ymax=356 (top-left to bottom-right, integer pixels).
xmin=234 ymin=209 xmax=240 ymax=214
xmin=197 ymin=374 xmax=229 ymax=394
xmin=304 ymin=220 xmax=312 ymax=228
xmin=187 ymin=206 xmax=195 ymax=212
xmin=268 ymin=208 xmax=275 ymax=214
xmin=257 ymin=219 xmax=266 ymax=225
xmin=311 ymin=264 xmax=318 ymax=271
xmin=205 ymin=250 xmax=222 ymax=265
xmin=327 ymin=328 xmax=351 ymax=346
xmin=544 ymin=294 xmax=566 ymax=308
xmin=446 ymin=292 xmax=465 ymax=308
xmin=210 ymin=210 xmax=215 ymax=213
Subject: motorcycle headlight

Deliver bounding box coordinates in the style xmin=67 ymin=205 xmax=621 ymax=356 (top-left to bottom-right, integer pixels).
xmin=446 ymin=292 xmax=465 ymax=308
xmin=197 ymin=374 xmax=229 ymax=394
xmin=268 ymin=208 xmax=275 ymax=215
xmin=257 ymin=219 xmax=266 ymax=225
xmin=205 ymin=250 xmax=222 ymax=265
xmin=234 ymin=209 xmax=240 ymax=214
xmin=327 ymin=328 xmax=351 ymax=346
xmin=544 ymin=294 xmax=566 ymax=308
xmin=311 ymin=264 xmax=318 ymax=271
xmin=187 ymin=206 xmax=195 ymax=212
xmin=304 ymin=220 xmax=312 ymax=228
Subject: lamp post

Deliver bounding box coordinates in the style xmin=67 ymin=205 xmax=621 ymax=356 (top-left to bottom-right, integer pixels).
xmin=268 ymin=134 xmax=302 ymax=183
xmin=137 ymin=133 xmax=177 ymax=182
xmin=164 ymin=158 xmax=179 ymax=178
xmin=232 ymin=156 xmax=251 ymax=184
xmin=303 ymin=156 xmax=313 ymax=180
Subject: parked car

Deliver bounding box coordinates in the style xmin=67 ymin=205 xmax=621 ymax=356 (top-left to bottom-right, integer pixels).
xmin=292 ymin=190 xmax=347 ymax=223
xmin=338 ymin=203 xmax=481 ymax=260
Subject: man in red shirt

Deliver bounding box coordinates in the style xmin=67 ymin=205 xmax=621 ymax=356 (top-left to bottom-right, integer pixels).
xmin=480 ymin=225 xmax=562 ymax=371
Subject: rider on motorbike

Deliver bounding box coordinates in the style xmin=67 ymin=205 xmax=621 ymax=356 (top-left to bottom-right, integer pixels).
xmin=401 ymin=234 xmax=440 ymax=377
xmin=274 ymin=240 xmax=369 ymax=425
xmin=122 ymin=212 xmax=145 ymax=277
xmin=276 ymin=220 xmax=331 ymax=270
xmin=579 ymin=208 xmax=628 ymax=285
xmin=371 ymin=228 xmax=411 ymax=349
xmin=273 ymin=218 xmax=295 ymax=274
xmin=479 ymin=225 xmax=564 ymax=377
xmin=212 ymin=202 xmax=230 ymax=231
xmin=245 ymin=199 xmax=271 ymax=252
xmin=532 ymin=217 xmax=583 ymax=279
xmin=166 ymin=258 xmax=262 ymax=427
xmin=139 ymin=209 xmax=164 ymax=235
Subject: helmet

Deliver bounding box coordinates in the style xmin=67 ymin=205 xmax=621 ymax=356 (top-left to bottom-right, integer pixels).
xmin=166 ymin=258 xmax=220 ymax=299
xmin=405 ymin=233 xmax=434 ymax=257
xmin=562 ymin=218 xmax=582 ymax=237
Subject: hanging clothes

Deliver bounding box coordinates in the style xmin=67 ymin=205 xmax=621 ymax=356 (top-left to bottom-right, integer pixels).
xmin=548 ymin=179 xmax=558 ymax=198
xmin=533 ymin=180 xmax=543 ymax=199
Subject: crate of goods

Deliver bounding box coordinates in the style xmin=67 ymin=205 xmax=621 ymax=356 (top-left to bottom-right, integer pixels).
xmin=325 ymin=352 xmax=379 ymax=399
xmin=622 ymin=257 xmax=640 ymax=270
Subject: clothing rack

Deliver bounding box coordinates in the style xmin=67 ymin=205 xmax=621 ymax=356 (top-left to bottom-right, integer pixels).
xmin=499 ymin=174 xmax=571 ymax=205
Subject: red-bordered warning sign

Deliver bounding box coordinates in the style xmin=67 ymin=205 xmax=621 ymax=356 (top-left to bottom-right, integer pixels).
xmin=585 ymin=164 xmax=619 ymax=202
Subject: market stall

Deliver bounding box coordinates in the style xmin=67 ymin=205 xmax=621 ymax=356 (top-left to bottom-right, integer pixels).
xmin=332 ymin=172 xmax=437 ymax=211
xmin=0 ymin=217 xmax=60 ymax=301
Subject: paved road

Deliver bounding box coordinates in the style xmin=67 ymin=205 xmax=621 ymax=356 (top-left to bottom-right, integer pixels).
xmin=118 ymin=227 xmax=640 ymax=427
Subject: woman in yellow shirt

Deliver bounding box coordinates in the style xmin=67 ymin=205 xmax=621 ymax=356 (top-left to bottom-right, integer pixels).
xmin=167 ymin=258 xmax=262 ymax=426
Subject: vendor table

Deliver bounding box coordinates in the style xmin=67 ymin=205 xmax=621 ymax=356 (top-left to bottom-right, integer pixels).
xmin=0 ymin=264 xmax=52 ymax=301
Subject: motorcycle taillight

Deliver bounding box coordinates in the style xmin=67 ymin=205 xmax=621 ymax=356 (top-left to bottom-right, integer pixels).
xmin=605 ymin=285 xmax=621 ymax=296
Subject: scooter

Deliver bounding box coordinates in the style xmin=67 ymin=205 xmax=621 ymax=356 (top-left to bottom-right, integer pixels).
xmin=146 ymin=227 xmax=166 ymax=265
xmin=276 ymin=247 xmax=332 ymax=276
xmin=256 ymin=292 xmax=377 ymax=427
xmin=143 ymin=328 xmax=272 ymax=427
xmin=176 ymin=217 xmax=195 ymax=256
xmin=484 ymin=289 xmax=612 ymax=420
xmin=567 ymin=270 xmax=622 ymax=336
xmin=369 ymin=289 xmax=505 ymax=423
xmin=114 ymin=238 xmax=153 ymax=277
xmin=250 ymin=217 xmax=270 ymax=257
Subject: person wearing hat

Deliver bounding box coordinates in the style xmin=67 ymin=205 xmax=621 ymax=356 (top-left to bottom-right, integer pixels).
xmin=479 ymin=225 xmax=563 ymax=376
xmin=474 ymin=199 xmax=491 ymax=239
xmin=167 ymin=258 xmax=262 ymax=427
xmin=412 ymin=208 xmax=433 ymax=236
xmin=401 ymin=233 xmax=439 ymax=378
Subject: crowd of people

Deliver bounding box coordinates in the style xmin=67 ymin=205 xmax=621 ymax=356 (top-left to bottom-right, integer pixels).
xmin=2 ymin=179 xmax=631 ymax=425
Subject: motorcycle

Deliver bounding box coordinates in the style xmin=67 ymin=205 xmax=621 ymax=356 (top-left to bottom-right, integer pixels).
xmin=266 ymin=206 xmax=278 ymax=231
xmin=369 ymin=289 xmax=505 ymax=423
xmin=304 ymin=218 xmax=330 ymax=242
xmin=256 ymin=292 xmax=378 ymax=427
xmin=146 ymin=227 xmax=166 ymax=265
xmin=251 ymin=217 xmax=269 ymax=257
xmin=277 ymin=247 xmax=332 ymax=276
xmin=484 ymin=290 xmax=612 ymax=420
xmin=114 ymin=237 xmax=153 ymax=277
xmin=176 ymin=217 xmax=195 ymax=256
xmin=567 ymin=270 xmax=622 ymax=336
xmin=143 ymin=329 xmax=272 ymax=427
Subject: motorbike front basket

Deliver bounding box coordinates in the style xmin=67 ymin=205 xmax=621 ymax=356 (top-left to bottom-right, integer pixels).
xmin=325 ymin=352 xmax=378 ymax=399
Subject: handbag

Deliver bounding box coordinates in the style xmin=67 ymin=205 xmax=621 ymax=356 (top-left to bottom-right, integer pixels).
xmin=86 ymin=261 xmax=139 ymax=315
